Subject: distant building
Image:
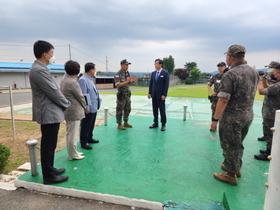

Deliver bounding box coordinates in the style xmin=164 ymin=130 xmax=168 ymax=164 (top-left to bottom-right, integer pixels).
xmin=0 ymin=62 xmax=115 ymax=89
xmin=0 ymin=62 xmax=64 ymax=88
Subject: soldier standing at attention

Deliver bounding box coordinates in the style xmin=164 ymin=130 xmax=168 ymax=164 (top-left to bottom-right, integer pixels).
xmin=211 ymin=45 xmax=259 ymax=186
xmin=207 ymin=62 xmax=227 ymax=131
xmin=114 ymin=59 xmax=137 ymax=130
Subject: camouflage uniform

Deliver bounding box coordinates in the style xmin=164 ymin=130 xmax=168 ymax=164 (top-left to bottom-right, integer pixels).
xmin=207 ymin=73 xmax=223 ymax=118
xmin=262 ymin=81 xmax=280 ymax=153
xmin=218 ymin=61 xmax=259 ymax=174
xmin=114 ymin=70 xmax=131 ymax=124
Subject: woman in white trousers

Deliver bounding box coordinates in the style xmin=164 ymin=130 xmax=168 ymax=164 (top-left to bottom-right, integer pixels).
xmin=60 ymin=60 xmax=87 ymax=160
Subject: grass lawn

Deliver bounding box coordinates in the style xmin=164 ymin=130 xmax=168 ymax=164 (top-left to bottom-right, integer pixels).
xmin=103 ymin=86 xmax=264 ymax=101
xmin=0 ymin=120 xmax=66 ymax=174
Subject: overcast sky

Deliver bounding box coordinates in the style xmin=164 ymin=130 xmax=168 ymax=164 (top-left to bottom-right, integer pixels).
xmin=0 ymin=0 xmax=279 ymax=73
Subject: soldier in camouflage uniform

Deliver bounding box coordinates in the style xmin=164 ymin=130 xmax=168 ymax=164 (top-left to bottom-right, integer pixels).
xmin=211 ymin=45 xmax=259 ymax=186
xmin=114 ymin=59 xmax=137 ymax=130
xmin=257 ymin=61 xmax=280 ymax=142
xmin=254 ymin=64 xmax=280 ymax=160
xmin=207 ymin=62 xmax=227 ymax=131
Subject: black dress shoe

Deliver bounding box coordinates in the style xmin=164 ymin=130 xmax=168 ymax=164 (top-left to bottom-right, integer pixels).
xmin=53 ymin=168 xmax=66 ymax=175
xmin=88 ymin=138 xmax=99 ymax=143
xmin=149 ymin=124 xmax=158 ymax=128
xmin=260 ymin=149 xmax=268 ymax=154
xmin=161 ymin=125 xmax=166 ymax=131
xmin=81 ymin=143 xmax=92 ymax=150
xmin=258 ymin=136 xmax=265 ymax=141
xmin=43 ymin=175 xmax=69 ymax=185
xmin=254 ymin=153 xmax=269 ymax=161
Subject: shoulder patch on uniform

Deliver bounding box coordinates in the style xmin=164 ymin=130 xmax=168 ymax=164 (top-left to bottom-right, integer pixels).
xmin=115 ymin=75 xmax=119 ymax=78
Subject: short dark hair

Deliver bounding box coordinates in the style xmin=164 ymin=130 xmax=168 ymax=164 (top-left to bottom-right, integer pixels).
xmin=232 ymin=52 xmax=245 ymax=58
xmin=155 ymin=58 xmax=163 ymax=66
xmin=85 ymin=62 xmax=95 ymax=72
xmin=64 ymin=60 xmax=80 ymax=75
xmin=33 ymin=40 xmax=54 ymax=59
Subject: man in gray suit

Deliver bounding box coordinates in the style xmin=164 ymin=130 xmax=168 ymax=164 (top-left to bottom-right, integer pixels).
xmin=29 ymin=40 xmax=71 ymax=185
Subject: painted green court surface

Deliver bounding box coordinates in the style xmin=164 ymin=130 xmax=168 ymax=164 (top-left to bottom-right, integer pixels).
xmin=16 ymin=95 xmax=268 ymax=209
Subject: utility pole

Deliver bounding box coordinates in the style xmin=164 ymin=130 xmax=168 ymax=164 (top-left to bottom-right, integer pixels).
xmin=106 ymin=56 xmax=108 ymax=72
xmin=69 ymin=44 xmax=72 ymax=60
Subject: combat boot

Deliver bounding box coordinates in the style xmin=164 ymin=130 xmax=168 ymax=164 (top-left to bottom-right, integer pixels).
xmin=221 ymin=164 xmax=241 ymax=177
xmin=117 ymin=124 xmax=126 ymax=130
xmin=214 ymin=172 xmax=238 ymax=186
xmin=124 ymin=122 xmax=132 ymax=128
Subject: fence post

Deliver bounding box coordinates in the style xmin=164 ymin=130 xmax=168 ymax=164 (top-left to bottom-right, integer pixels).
xmin=183 ymin=104 xmax=188 ymax=121
xmin=26 ymin=139 xmax=39 ymax=176
xmin=9 ymin=86 xmax=16 ymax=140
xmin=104 ymin=107 xmax=109 ymax=126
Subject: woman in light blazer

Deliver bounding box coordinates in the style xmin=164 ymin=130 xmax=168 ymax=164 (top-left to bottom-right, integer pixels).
xmin=60 ymin=60 xmax=87 ymax=160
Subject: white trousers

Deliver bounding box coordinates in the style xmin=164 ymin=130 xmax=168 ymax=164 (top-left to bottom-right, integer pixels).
xmin=66 ymin=120 xmax=80 ymax=159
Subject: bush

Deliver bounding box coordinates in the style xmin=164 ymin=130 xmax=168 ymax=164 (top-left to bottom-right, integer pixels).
xmin=185 ymin=78 xmax=194 ymax=84
xmin=0 ymin=144 xmax=10 ymax=174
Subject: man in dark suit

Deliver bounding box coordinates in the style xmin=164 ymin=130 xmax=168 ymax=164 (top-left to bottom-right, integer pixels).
xmin=148 ymin=59 xmax=170 ymax=131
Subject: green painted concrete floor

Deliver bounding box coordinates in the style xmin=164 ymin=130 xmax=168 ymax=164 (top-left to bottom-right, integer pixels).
xmin=14 ymin=95 xmax=268 ymax=210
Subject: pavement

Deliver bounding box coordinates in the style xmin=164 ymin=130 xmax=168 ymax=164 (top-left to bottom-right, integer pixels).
xmin=0 ymin=188 xmax=147 ymax=210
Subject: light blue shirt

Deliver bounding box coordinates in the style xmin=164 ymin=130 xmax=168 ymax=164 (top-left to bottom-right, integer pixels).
xmin=78 ymin=73 xmax=99 ymax=113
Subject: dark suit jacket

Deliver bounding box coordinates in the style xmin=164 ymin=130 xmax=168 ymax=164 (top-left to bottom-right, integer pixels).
xmin=149 ymin=69 xmax=169 ymax=99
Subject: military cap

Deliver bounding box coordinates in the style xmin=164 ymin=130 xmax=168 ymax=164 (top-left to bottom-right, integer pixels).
xmin=265 ymin=61 xmax=279 ymax=68
xmin=120 ymin=59 xmax=131 ymax=65
xmin=217 ymin=62 xmax=226 ymax=67
xmin=224 ymin=44 xmax=246 ymax=57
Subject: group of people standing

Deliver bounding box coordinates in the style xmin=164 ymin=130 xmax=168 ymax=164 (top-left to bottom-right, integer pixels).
xmin=29 ymin=40 xmax=170 ymax=185
xmin=29 ymin=40 xmax=100 ymax=185
xmin=30 ymin=40 xmax=276 ymax=187
xmin=207 ymin=45 xmax=280 ymax=186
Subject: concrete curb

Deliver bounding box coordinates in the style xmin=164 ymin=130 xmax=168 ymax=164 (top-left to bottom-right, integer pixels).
xmin=14 ymin=179 xmax=164 ymax=210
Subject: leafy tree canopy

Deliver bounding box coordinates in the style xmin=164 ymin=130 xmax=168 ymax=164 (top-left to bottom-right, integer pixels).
xmin=174 ymin=68 xmax=189 ymax=82
xmin=163 ymin=55 xmax=175 ymax=74
xmin=184 ymin=62 xmax=197 ymax=71
xmin=190 ymin=68 xmax=201 ymax=84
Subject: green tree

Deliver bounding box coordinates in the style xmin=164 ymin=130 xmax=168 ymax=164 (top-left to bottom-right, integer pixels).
xmin=200 ymin=72 xmax=212 ymax=77
xmin=190 ymin=68 xmax=201 ymax=84
xmin=174 ymin=68 xmax=189 ymax=82
xmin=184 ymin=62 xmax=197 ymax=71
xmin=163 ymin=55 xmax=175 ymax=75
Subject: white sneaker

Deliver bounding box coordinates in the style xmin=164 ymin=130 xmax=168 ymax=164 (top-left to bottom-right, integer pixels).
xmin=69 ymin=155 xmax=85 ymax=160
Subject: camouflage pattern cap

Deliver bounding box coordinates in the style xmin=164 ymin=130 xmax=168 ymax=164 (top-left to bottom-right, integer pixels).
xmin=120 ymin=59 xmax=131 ymax=65
xmin=265 ymin=61 xmax=280 ymax=68
xmin=224 ymin=44 xmax=246 ymax=57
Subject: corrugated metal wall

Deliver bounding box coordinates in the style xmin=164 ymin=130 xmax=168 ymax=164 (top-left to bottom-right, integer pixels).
xmin=0 ymin=72 xmax=64 ymax=88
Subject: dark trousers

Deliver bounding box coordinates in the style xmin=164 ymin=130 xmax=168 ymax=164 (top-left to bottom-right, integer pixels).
xmin=80 ymin=112 xmax=97 ymax=145
xmin=263 ymin=118 xmax=274 ymax=153
xmin=152 ymin=97 xmax=166 ymax=125
xmin=40 ymin=123 xmax=60 ymax=179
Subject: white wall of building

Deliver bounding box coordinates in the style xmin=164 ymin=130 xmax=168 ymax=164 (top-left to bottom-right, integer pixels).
xmin=0 ymin=72 xmax=65 ymax=88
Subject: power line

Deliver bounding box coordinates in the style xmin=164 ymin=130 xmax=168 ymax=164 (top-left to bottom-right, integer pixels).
xmin=71 ymin=45 xmax=119 ymax=70
xmin=0 ymin=43 xmax=119 ymax=70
